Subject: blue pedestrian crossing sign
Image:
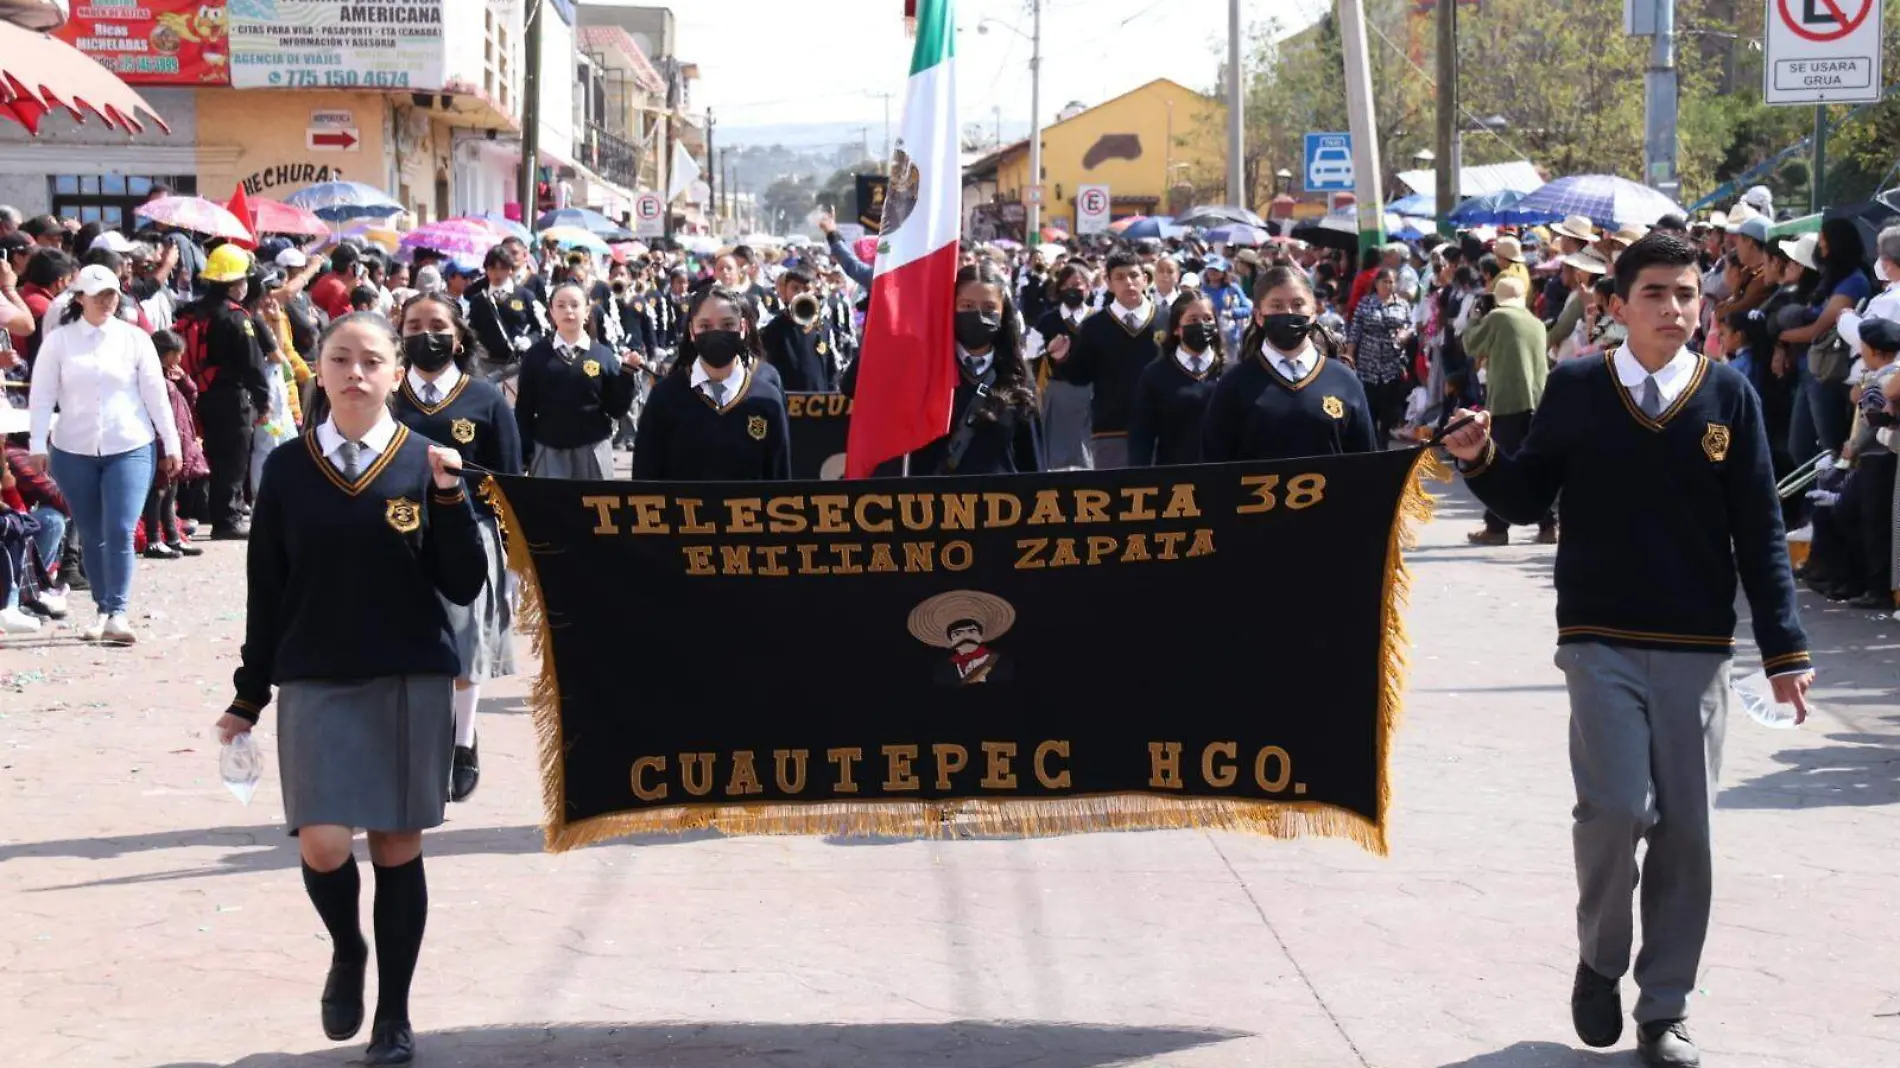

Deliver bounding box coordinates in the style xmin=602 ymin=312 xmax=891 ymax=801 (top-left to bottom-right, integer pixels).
xmin=1304 ymin=132 xmax=1355 ymax=193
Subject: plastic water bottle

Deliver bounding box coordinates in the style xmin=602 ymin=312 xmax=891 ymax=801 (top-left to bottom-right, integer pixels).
xmin=1733 ymin=670 xmax=1799 ymax=730
xmin=220 ymin=732 xmax=263 ymax=805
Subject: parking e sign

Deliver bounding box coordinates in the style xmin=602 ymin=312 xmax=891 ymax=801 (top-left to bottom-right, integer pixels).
xmin=1075 ymin=184 xmax=1111 ymax=235
xmin=1304 ymin=132 xmax=1354 ymax=193
xmin=1763 ymin=0 xmax=1882 ymax=105
xmin=634 ymin=192 xmax=665 ymax=238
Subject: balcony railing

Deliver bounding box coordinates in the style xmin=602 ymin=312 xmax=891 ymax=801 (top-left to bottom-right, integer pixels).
xmin=576 ymin=121 xmax=640 ymax=191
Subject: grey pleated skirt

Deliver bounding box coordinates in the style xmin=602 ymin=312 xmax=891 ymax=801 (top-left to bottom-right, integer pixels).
xmin=1041 ymin=380 xmax=1094 ymax=470
xmin=442 ymin=517 xmax=516 ymax=683
xmin=277 ymin=676 xmax=455 ymax=833
xmin=528 ymin=438 xmax=614 ymax=479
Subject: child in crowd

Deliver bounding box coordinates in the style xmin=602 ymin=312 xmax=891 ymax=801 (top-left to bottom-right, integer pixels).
xmin=1314 ymin=282 xmax=1346 ymax=335
xmin=142 ymin=331 xmax=208 ymax=559
xmin=349 ymin=286 xmax=380 ymax=314
xmin=1719 ymin=311 xmax=1756 ymax=386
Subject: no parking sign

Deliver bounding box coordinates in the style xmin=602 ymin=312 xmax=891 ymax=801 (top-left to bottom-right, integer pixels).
xmin=1075 ymin=185 xmax=1111 ymax=235
xmin=1763 ymin=0 xmax=1882 ymax=105
xmin=634 ymin=191 xmax=665 ymax=238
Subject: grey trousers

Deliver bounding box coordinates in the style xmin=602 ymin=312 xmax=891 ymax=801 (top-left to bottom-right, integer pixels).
xmin=1556 ymin=642 xmax=1729 ymax=1024
xmin=1091 ymin=435 xmax=1129 ymax=470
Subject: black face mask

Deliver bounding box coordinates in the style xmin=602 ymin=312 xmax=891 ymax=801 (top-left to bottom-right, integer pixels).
xmin=611 ymin=280 xmax=628 ymax=294
xmin=402 ymin=331 xmax=456 ymax=372
xmin=1060 ymin=289 xmax=1087 ymax=309
xmin=954 ymin=309 xmax=1002 ymax=350
xmin=695 ymin=329 xmax=744 ymax=368
xmin=1260 ymin=313 xmax=1314 ymax=353
xmin=1180 ymin=321 xmax=1219 ymax=352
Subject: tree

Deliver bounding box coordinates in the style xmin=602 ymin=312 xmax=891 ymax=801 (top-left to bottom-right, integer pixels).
xmin=816 ymin=160 xmax=881 ymax=217
xmin=759 ymin=175 xmax=816 ymax=232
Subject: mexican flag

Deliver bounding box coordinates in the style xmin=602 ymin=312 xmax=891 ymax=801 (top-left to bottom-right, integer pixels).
xmin=844 ymin=0 xmax=961 ymax=478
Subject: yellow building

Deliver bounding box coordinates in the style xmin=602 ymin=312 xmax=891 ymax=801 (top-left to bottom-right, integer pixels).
xmin=964 ymin=78 xmax=1221 ymax=238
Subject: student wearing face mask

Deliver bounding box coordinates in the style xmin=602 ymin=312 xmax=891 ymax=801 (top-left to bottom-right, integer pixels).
xmin=1024 ymin=262 xmax=1097 ymax=469
xmin=513 ymin=281 xmax=640 ymax=479
xmin=1129 ymin=291 xmax=1225 ymax=466
xmin=1050 ymin=251 xmax=1165 ymax=469
xmin=634 ymin=286 xmax=790 ymax=481
xmin=1203 ymin=266 xmax=1377 ymax=461
xmin=390 ymin=294 xmax=521 ymax=804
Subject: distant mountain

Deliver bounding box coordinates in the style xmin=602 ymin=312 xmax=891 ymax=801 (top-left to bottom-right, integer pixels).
xmin=722 ymin=118 xmax=1030 ymax=152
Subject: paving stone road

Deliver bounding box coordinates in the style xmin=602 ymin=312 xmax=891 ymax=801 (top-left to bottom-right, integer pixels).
xmin=2 ymin=484 xmax=1895 ymax=1068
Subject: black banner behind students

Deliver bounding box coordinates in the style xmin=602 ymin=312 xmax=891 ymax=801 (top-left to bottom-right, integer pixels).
xmin=486 ymin=448 xmax=1443 ymax=853
xmin=785 ymin=392 xmax=852 ymax=480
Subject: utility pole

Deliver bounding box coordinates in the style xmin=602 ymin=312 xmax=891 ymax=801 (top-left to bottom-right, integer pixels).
xmin=1337 ymin=0 xmax=1386 ymax=252
xmin=1811 ymin=105 xmax=1826 ymax=214
xmin=705 ymin=107 xmax=716 ymax=230
xmin=993 ymin=105 xmax=1002 ymax=148
xmin=1433 ymin=0 xmax=1456 ymax=238
xmin=516 ymin=0 xmax=543 ymax=222
xmin=1225 ymin=0 xmax=1244 ymax=209
xmin=662 ymin=59 xmax=678 ymax=239
xmin=1026 ymin=0 xmax=1043 ymax=237
xmin=1642 ymin=0 xmax=1679 ymax=198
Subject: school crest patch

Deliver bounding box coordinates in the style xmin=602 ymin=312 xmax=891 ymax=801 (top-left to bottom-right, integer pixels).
xmin=1702 ymin=422 xmax=1731 ymax=463
xmin=385 ymin=497 xmax=422 ymax=535
xmin=582 ymin=359 xmax=601 ymax=378
xmin=1154 ymin=328 xmax=1169 ymax=346
xmin=240 ymin=319 xmax=255 ymax=337
xmin=817 ymin=340 xmax=828 ymax=355
xmin=450 ymin=418 xmax=477 ymax=444
xmin=510 ymin=298 xmax=525 ymax=311
xmin=1322 ymin=395 xmax=1345 ymax=420
xmin=747 ymin=415 xmax=768 ymax=441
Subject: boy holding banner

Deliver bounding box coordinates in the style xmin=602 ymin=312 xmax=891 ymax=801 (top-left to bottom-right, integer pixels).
xmin=1443 ymin=233 xmax=1812 ymax=1068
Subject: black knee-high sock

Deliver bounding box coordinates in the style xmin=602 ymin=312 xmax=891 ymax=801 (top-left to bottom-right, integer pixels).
xmin=301 ymin=857 xmax=368 ymax=963
xmin=372 ymin=855 xmax=428 ymax=1025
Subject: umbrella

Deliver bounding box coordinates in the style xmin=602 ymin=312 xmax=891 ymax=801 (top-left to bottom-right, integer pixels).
xmin=1107 ymin=215 xmax=1146 ymax=234
xmin=1203 ymin=223 xmax=1273 ymax=247
xmin=135 ymin=196 xmax=253 ymax=243
xmin=539 ymin=226 xmax=611 ymax=255
xmin=680 ymin=234 xmax=721 ymax=255
xmin=1821 ymin=200 xmax=1900 ymax=265
xmin=286 ymin=181 xmax=404 ymax=223
xmin=334 ymin=222 xmax=400 ymax=253
xmin=1388 ymin=192 xmax=1437 ymax=217
xmin=741 ymin=232 xmax=783 ymax=247
xmin=1508 ymin=175 xmax=1681 ymax=231
xmin=1448 ymin=189 xmax=1528 ymax=226
xmin=1038 ymin=226 xmax=1070 ymax=242
xmin=0 ymin=20 xmax=169 ymax=135
xmin=536 ymin=207 xmax=634 ymax=241
xmin=1118 ymin=215 xmax=1180 ymax=241
xmin=1176 ymin=204 xmax=1268 ymax=229
xmin=467 ymin=213 xmax=532 ymax=242
xmin=249 ymin=198 xmax=330 ymax=237
xmin=989 ymin=238 xmax=1023 ymax=250
xmin=852 ymin=237 xmax=880 ymax=265
xmin=1288 ymin=216 xmax=1360 ymax=254
xmin=400 ymin=220 xmax=501 ymax=258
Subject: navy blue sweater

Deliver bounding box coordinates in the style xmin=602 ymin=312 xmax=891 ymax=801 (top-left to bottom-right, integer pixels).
xmin=1201 ymin=352 xmax=1378 ymax=461
xmin=392 ymin=373 xmax=524 ymax=481
xmin=513 ymin=337 xmax=638 ymax=461
xmin=1128 ymin=353 xmax=1220 ymax=465
xmin=1463 ymin=354 xmax=1810 ymax=669
xmin=874 ymin=366 xmax=1043 ymax=477
xmin=231 ymin=426 xmax=488 ymax=719
xmin=1063 ymin=304 xmax=1167 ymax=435
xmin=632 ymin=368 xmax=793 ymax=481
xmin=760 ymin=314 xmax=838 ymax=393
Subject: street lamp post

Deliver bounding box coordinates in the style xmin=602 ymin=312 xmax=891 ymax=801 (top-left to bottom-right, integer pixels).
xmin=978 ymin=4 xmax=1042 ymax=237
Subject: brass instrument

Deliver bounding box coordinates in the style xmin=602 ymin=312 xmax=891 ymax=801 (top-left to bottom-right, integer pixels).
xmin=790 ymin=292 xmax=823 ymax=330
xmin=1777 ymin=451 xmax=1836 ymax=500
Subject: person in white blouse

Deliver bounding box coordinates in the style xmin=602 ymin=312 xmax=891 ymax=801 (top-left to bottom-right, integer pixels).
xmin=26 ymin=264 xmax=181 ymax=646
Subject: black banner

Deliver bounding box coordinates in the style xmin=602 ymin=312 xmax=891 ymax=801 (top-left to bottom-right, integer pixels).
xmin=856 ymin=174 xmax=888 ymax=234
xmin=786 ymin=392 xmax=852 ymax=480
xmin=490 ymin=448 xmax=1438 ymax=853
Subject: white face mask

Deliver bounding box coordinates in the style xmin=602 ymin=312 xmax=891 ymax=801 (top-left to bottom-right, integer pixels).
xmin=1879 ymin=426 xmax=1896 ymax=450
xmin=1878 ymin=260 xmax=1891 ymax=283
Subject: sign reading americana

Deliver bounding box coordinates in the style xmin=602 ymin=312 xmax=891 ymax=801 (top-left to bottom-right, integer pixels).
xmin=228 ymin=0 xmax=445 ymax=91
xmin=487 ymin=449 xmax=1439 ymax=854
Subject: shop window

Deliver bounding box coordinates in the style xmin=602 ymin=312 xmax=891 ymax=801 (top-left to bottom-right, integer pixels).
xmin=50 ymin=174 xmax=198 ymax=232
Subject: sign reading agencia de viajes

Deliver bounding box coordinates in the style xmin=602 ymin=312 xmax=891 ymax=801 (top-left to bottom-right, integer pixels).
xmin=228 ymin=0 xmax=446 ymax=92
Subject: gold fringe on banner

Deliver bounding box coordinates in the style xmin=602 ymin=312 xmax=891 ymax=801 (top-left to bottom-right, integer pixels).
xmin=488 ymin=452 xmax=1445 ymax=855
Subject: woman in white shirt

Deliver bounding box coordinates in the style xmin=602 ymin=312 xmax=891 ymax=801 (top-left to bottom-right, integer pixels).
xmin=26 ymin=265 xmax=181 ymax=646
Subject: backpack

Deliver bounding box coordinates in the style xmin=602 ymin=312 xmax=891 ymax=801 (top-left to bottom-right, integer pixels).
xmin=176 ymin=308 xmax=219 ymax=394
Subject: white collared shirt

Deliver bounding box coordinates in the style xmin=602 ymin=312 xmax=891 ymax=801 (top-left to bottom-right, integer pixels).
xmin=1060 ymin=303 xmax=1089 ymax=326
xmin=28 ymin=316 xmax=180 ymax=459
xmin=1115 ymin=298 xmax=1155 ymax=330
xmin=406 ymin=364 xmax=463 ymax=404
xmin=1266 ymin=341 xmax=1318 ymax=382
xmin=958 ymin=344 xmax=994 ymax=379
xmin=690 ymin=358 xmax=747 ymax=405
xmin=552 ymin=332 xmax=589 ymax=361
xmin=1176 ymin=347 xmax=1212 ymax=376
xmin=316 ymin=411 xmax=400 ymax=475
xmin=1612 ymin=343 xmax=1698 ymax=406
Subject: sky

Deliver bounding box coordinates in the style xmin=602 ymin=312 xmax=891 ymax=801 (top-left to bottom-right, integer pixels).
xmin=659 ymin=0 xmax=1329 ymax=139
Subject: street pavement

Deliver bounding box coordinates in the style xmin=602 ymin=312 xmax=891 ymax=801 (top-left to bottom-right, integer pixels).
xmin=1 ymin=482 xmax=1895 ymax=1068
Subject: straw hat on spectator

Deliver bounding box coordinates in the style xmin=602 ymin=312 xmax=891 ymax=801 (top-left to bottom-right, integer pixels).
xmin=1561 ymin=248 xmax=1611 ymax=275
xmin=1779 ymin=232 xmax=1818 ymax=271
xmin=1492 ymin=236 xmax=1525 ymax=264
xmin=1551 ymin=215 xmax=1597 ymax=243
xmin=1606 ymin=224 xmax=1649 ymax=247
xmin=1493 ymin=274 xmax=1529 ymax=308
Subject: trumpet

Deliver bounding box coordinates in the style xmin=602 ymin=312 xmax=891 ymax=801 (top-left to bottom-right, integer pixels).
xmin=790 ymin=292 xmax=823 ymax=329
xmin=1777 ymin=451 xmax=1836 ymax=500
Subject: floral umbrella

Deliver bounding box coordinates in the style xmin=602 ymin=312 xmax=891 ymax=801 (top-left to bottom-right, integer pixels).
xmin=135 ymin=196 xmax=252 ymax=243
xmin=400 ymin=220 xmax=502 ymax=258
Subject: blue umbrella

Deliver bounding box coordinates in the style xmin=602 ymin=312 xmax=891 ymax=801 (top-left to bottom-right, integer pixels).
xmin=1118 ymin=214 xmax=1175 ymax=240
xmin=284 ymin=181 xmax=404 ymax=223
xmin=1388 ymin=192 xmax=1436 ymax=217
xmin=1448 ymin=190 xmax=1527 ymax=225
xmin=1507 ymin=175 xmax=1681 ymax=230
xmin=535 ymin=206 xmax=635 ymax=241
xmin=1203 ymin=223 xmax=1273 ymax=246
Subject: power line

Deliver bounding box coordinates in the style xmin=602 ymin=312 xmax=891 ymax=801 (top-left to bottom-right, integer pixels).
xmin=1360 ymin=14 xmax=1529 ymax=163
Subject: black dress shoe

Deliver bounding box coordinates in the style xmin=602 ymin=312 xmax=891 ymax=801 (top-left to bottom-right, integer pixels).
xmin=1637 ymin=1019 xmax=1701 ymax=1067
xmin=320 ymin=955 xmax=367 ymax=1041
xmin=1570 ymin=961 xmax=1622 ymax=1048
xmin=1848 ymin=591 xmax=1893 ymax=610
xmin=450 ymin=742 xmax=480 ymax=802
xmin=365 ymin=1019 xmax=416 ymax=1066
xmin=211 ymin=523 xmax=251 ymax=541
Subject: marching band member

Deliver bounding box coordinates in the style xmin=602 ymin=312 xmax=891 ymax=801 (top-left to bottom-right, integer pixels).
xmin=1129 ymin=290 xmax=1224 ymax=466
xmin=633 ymin=285 xmax=791 ymax=481
xmin=216 ymin=311 xmax=487 ymax=1067
xmin=466 ymin=246 xmax=547 ymax=380
xmin=654 ymin=267 xmax=691 ymax=351
xmin=1026 ymin=262 xmax=1096 ymax=469
xmin=390 ymin=293 xmax=522 ymax=803
xmin=1050 ymin=250 xmax=1164 ymax=469
xmin=1202 ymin=266 xmax=1377 ymax=460
xmin=759 ymin=265 xmax=837 ymax=392
xmin=514 ymin=281 xmax=639 ymax=479
xmin=878 ymin=262 xmax=1041 ymax=477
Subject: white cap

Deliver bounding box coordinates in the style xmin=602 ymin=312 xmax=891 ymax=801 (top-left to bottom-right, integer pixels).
xmin=1742 ymin=185 xmax=1774 ymax=214
xmin=91 ymin=230 xmax=137 ymax=254
xmin=275 ymin=247 xmax=309 ymax=269
xmin=73 ymin=263 xmax=122 ymax=296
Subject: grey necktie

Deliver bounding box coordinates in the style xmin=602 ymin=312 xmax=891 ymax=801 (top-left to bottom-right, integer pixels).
xmin=1641 ymin=374 xmax=1665 ymax=417
xmin=1282 ymin=360 xmax=1302 ymax=380
xmin=421 ymin=382 xmax=440 ymax=405
xmin=706 ymin=379 xmax=726 ymax=406
xmin=1125 ymin=312 xmax=1139 ymax=330
xmin=338 ymin=440 xmax=362 ymax=481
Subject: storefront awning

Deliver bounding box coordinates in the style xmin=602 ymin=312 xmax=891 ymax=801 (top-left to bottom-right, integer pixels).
xmin=1 ymin=19 xmax=168 ymax=135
